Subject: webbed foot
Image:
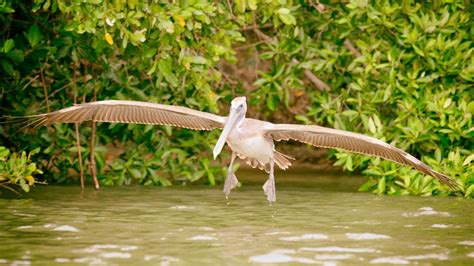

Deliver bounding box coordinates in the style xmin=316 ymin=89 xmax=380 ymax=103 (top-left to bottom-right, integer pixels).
xmin=223 ymin=172 xmax=239 ymax=197
xmin=263 ymin=177 xmax=276 ymax=203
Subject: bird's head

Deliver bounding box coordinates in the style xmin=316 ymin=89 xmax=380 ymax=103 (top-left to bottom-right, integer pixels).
xmin=230 ymin=96 xmax=247 ymax=114
xmin=213 ymin=96 xmax=247 ymax=160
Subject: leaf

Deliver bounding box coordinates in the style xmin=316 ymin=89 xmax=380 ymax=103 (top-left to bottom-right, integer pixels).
xmin=345 ymin=156 xmax=353 ymax=171
xmin=253 ymin=79 xmax=268 ymax=88
xmin=466 ymin=185 xmax=474 ymax=198
xmin=26 ymin=175 xmax=35 ymax=186
xmin=266 ymin=95 xmax=278 ymax=111
xmin=377 ymin=176 xmax=386 ymax=194
xmin=176 ymin=15 xmax=185 ymax=27
xmin=295 ymin=115 xmax=310 ymax=124
xmin=368 ymin=117 xmax=376 ymax=134
xmin=1 ymin=60 xmax=14 ymax=76
xmin=248 ymin=0 xmax=257 ymax=10
xmin=6 ymin=50 xmax=24 ymax=62
xmin=412 ymin=44 xmax=424 ymax=57
xmin=468 ymin=101 xmax=474 ymax=114
xmin=234 ymin=0 xmax=246 ymax=12
xmin=192 ymin=56 xmax=207 ymax=64
xmin=207 ymin=171 xmax=215 ymax=186
xmin=0 ymin=6 xmax=15 ymax=13
xmin=383 ymin=86 xmax=391 ymax=102
xmin=443 ymin=98 xmax=452 ymax=108
xmin=278 ymin=8 xmax=296 ymax=25
xmin=104 ymin=32 xmax=114 ymax=45
xmin=463 ymin=154 xmax=474 ymax=166
xmin=3 ymin=39 xmax=14 ymax=53
xmin=30 ymin=147 xmax=41 ymax=156
xmin=342 ymin=110 xmax=358 ymax=117
xmin=158 ymin=58 xmax=178 ymax=86
xmin=373 ymin=114 xmax=382 ymax=129
xmin=161 ymin=20 xmax=174 ymax=33
xmin=358 ymin=180 xmax=374 ymax=192
xmin=157 ymin=176 xmax=172 ymax=186
xmin=147 ymin=61 xmax=157 ymax=75
xmin=20 ymin=183 xmax=30 ymax=192
xmin=435 ymin=148 xmax=442 ymax=162
xmin=129 ymin=168 xmax=142 ymax=179
xmin=26 ymin=25 xmax=43 ymax=48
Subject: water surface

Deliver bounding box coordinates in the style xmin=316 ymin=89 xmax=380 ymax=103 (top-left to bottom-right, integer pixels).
xmin=1 ymin=170 xmax=473 ymax=265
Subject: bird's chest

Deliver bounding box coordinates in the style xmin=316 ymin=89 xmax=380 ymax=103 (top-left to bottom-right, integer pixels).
xmin=226 ymin=129 xmax=273 ymax=163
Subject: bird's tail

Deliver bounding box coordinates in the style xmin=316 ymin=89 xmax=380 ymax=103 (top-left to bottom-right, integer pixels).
xmin=274 ymin=151 xmax=295 ymax=170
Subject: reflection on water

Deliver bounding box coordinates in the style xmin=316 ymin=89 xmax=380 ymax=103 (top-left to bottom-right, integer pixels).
xmin=0 ymin=169 xmax=473 ymax=265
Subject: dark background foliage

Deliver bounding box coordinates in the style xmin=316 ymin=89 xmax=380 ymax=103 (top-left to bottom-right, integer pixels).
xmin=0 ymin=0 xmax=472 ymax=197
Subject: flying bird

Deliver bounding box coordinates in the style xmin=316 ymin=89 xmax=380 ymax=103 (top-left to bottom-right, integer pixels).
xmin=18 ymin=97 xmax=457 ymax=202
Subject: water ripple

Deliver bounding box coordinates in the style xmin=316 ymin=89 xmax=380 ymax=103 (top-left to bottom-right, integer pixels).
xmin=314 ymin=254 xmax=353 ymax=260
xmin=458 ymin=240 xmax=474 ymax=246
xmin=431 ymin=224 xmax=451 ymax=228
xmin=370 ymin=253 xmax=449 ymax=264
xmin=300 ymin=247 xmax=379 ymax=253
xmin=249 ymin=249 xmax=318 ymax=264
xmin=15 ymin=226 xmax=32 ymax=230
xmin=187 ymin=235 xmax=217 ymax=241
xmin=402 ymin=207 xmax=450 ymax=217
xmin=100 ymin=252 xmax=131 ymax=259
xmin=169 ymin=205 xmax=195 ymax=210
xmin=370 ymin=257 xmax=409 ymax=264
xmin=53 ymin=225 xmax=79 ymax=232
xmin=280 ymin=234 xmax=328 ymax=241
xmin=346 ymin=233 xmax=390 ymax=240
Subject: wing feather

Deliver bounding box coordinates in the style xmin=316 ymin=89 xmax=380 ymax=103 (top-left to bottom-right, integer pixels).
xmin=265 ymin=123 xmax=458 ymax=190
xmin=26 ymin=100 xmax=225 ymax=131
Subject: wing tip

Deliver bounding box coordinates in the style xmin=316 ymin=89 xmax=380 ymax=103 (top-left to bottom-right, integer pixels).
xmin=430 ymin=170 xmax=461 ymax=192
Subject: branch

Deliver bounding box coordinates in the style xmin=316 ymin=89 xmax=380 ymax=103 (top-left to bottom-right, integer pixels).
xmin=344 ymin=39 xmax=362 ymax=58
xmin=72 ymin=69 xmax=84 ymax=191
xmin=291 ymin=59 xmax=331 ymax=91
xmin=252 ymin=27 xmax=274 ymax=43
xmin=309 ymin=1 xmax=328 ymax=13
xmin=39 ymin=60 xmax=50 ymax=112
xmin=240 ymin=23 xmax=273 ymax=31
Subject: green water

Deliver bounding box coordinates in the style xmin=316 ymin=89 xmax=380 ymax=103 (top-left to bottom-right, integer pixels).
xmin=0 ymin=170 xmax=473 ymax=265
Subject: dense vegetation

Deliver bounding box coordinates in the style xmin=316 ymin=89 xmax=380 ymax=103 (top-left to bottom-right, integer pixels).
xmin=0 ymin=1 xmax=472 ymax=197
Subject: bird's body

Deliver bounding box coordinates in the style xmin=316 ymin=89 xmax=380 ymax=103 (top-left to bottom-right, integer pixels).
xmin=227 ymin=119 xmax=274 ymax=167
xmin=17 ymin=97 xmax=458 ymax=202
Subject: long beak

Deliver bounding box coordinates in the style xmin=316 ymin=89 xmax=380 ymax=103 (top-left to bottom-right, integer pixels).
xmin=213 ymin=108 xmax=241 ymax=159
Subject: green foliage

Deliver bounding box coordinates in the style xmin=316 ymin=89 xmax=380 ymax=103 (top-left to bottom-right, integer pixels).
xmin=0 ymin=0 xmax=472 ymax=197
xmin=0 ymin=146 xmax=42 ymax=193
xmin=251 ymin=1 xmax=473 ymax=197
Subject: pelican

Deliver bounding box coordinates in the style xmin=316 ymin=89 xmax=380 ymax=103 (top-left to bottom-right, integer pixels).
xmin=21 ymin=96 xmax=457 ymax=202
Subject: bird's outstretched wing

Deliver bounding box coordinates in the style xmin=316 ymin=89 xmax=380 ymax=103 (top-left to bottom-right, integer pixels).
xmin=20 ymin=100 xmax=226 ymax=131
xmin=264 ymin=123 xmax=458 ymax=190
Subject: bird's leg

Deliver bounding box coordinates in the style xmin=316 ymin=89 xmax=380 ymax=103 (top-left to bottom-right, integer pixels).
xmin=90 ymin=120 xmax=100 ymax=190
xmin=263 ymin=158 xmax=276 ymax=203
xmin=223 ymin=152 xmax=239 ymax=198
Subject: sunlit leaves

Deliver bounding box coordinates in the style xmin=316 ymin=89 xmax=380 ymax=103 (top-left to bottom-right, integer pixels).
xmin=277 ymin=8 xmax=296 ymax=25
xmin=283 ymin=1 xmax=473 ymax=197
xmin=0 ymin=147 xmax=43 ymax=193
xmin=1 ymin=0 xmax=471 ymax=196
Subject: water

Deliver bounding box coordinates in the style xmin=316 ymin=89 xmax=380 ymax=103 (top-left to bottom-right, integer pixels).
xmin=1 ymin=170 xmax=473 ymax=265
